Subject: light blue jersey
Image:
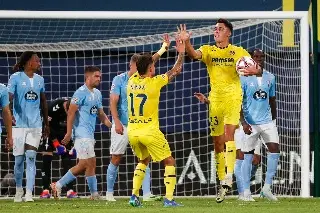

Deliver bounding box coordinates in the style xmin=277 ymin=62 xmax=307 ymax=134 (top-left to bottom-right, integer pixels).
xmin=71 ymin=84 xmax=103 ymax=139
xmin=7 ymin=72 xmax=45 ymax=128
xmin=241 ymin=70 xmax=276 ymax=125
xmin=110 ymin=72 xmax=129 ymax=126
xmin=0 ymin=84 xmax=10 ymax=134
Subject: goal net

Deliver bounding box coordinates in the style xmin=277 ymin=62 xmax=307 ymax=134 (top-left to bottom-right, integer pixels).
xmin=0 ymin=11 xmax=310 ymax=198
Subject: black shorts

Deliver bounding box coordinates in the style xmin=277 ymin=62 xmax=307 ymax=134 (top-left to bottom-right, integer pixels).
xmin=39 ymin=137 xmax=74 ymax=153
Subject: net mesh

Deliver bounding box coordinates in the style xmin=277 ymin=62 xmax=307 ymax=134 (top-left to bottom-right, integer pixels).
xmin=0 ymin=18 xmax=303 ymax=197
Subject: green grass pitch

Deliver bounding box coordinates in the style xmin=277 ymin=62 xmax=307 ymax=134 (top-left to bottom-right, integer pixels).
xmin=1 ymin=198 xmax=320 ymax=213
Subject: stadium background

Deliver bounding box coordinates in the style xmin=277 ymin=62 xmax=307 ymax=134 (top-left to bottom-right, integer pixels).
xmin=0 ymin=0 xmax=319 ymax=196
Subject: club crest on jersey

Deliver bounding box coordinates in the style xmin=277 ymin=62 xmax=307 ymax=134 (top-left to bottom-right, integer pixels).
xmin=25 ymin=91 xmax=38 ymax=102
xmin=229 ymin=50 xmax=235 ymax=55
xmin=110 ymin=84 xmax=115 ymax=91
xmin=90 ymin=105 xmax=98 ymax=115
xmin=22 ymin=82 xmax=26 ymax=86
xmin=253 ymin=89 xmax=267 ymax=100
xmin=71 ymin=97 xmax=79 ymax=104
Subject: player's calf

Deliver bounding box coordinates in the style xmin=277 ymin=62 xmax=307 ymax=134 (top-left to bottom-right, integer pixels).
xmin=25 ymin=150 xmax=37 ymax=201
xmin=106 ymin=154 xmax=122 ymax=201
xmin=261 ymin=142 xmax=280 ymax=201
xmin=241 ymin=150 xmax=255 ymax=199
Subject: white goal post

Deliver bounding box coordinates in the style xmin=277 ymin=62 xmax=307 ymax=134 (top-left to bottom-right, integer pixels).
xmin=0 ymin=11 xmax=310 ymax=198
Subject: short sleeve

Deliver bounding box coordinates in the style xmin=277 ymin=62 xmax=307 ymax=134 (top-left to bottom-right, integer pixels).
xmin=40 ymin=77 xmax=45 ymax=92
xmin=110 ymin=76 xmax=121 ymax=95
xmin=269 ymin=75 xmax=276 ymax=97
xmin=154 ymin=74 xmax=168 ymax=89
xmin=0 ymin=86 xmax=9 ymax=108
xmin=7 ymin=74 xmax=17 ymax=94
xmin=71 ymin=90 xmax=85 ymax=106
xmin=197 ymin=45 xmax=210 ymax=64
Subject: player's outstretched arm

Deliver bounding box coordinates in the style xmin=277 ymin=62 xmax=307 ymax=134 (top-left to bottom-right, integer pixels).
xmin=40 ymin=92 xmax=50 ymax=139
xmin=2 ymin=105 xmax=12 ymax=150
xmin=152 ymin=34 xmax=170 ymax=63
xmin=62 ymin=103 xmax=78 ymax=145
xmin=194 ymin=92 xmax=210 ymax=105
xmin=177 ymin=24 xmax=202 ymax=60
xmin=165 ymin=37 xmax=185 ymax=82
xmin=98 ymin=108 xmax=112 ymax=128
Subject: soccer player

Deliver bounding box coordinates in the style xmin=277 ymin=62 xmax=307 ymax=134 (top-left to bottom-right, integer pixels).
xmin=106 ymin=35 xmax=170 ymax=202
xmin=194 ymin=92 xmax=263 ymax=200
xmin=50 ymin=66 xmax=112 ymax=200
xmin=127 ymin=37 xmax=184 ymax=207
xmin=39 ymin=97 xmax=78 ymax=199
xmin=8 ymin=51 xmax=50 ymax=202
xmin=240 ymin=49 xmax=279 ymax=201
xmin=0 ymin=83 xmax=13 ymax=153
xmin=178 ymin=19 xmax=262 ymax=203
xmin=234 ymin=125 xmax=263 ymax=200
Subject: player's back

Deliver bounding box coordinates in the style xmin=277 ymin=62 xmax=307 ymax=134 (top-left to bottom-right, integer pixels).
xmin=199 ymin=44 xmax=250 ymax=99
xmin=241 ymin=71 xmax=275 ymax=125
xmin=127 ymin=73 xmax=168 ymax=133
xmin=72 ymin=85 xmax=102 ymax=139
xmin=7 ymin=72 xmax=45 ymax=128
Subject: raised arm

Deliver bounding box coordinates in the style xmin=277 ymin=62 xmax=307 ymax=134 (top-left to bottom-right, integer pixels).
xmin=98 ymin=108 xmax=112 ymax=128
xmin=165 ymin=37 xmax=185 ymax=82
xmin=152 ymin=34 xmax=170 ymax=63
xmin=40 ymin=92 xmax=50 ymax=139
xmin=177 ymin=24 xmax=202 ymax=60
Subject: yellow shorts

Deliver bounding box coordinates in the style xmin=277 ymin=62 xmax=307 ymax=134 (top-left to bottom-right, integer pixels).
xmin=209 ymin=98 xmax=242 ymax=136
xmin=128 ymin=129 xmax=172 ymax=162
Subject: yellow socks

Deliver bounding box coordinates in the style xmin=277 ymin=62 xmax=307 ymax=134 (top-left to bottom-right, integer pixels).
xmin=164 ymin=166 xmax=176 ymax=201
xmin=215 ymin=152 xmax=226 ymax=181
xmin=132 ymin=163 xmax=147 ymax=196
xmin=226 ymin=141 xmax=236 ymax=174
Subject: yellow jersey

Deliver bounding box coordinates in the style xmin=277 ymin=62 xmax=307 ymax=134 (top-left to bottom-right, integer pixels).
xmin=127 ymin=73 xmax=168 ymax=132
xmin=198 ymin=44 xmax=250 ymax=100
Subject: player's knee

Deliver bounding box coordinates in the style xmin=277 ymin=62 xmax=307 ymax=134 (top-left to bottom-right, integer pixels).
xmin=267 ymin=142 xmax=280 ymax=153
xmin=236 ymin=149 xmax=244 ymax=160
xmin=163 ymin=156 xmax=175 ymax=166
xmin=111 ymin=155 xmax=122 ymax=166
xmin=214 ymin=140 xmax=224 ymax=153
xmin=224 ymin=124 xmax=237 ymax=141
xmin=252 ymin=154 xmax=261 ymax=165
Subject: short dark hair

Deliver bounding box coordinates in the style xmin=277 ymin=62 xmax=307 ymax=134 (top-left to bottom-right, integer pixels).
xmin=84 ymin=66 xmax=100 ymax=74
xmin=130 ymin=54 xmax=140 ymax=63
xmin=250 ymin=48 xmax=264 ymax=56
xmin=137 ymin=54 xmax=153 ymax=75
xmin=217 ymin=18 xmax=233 ymax=34
xmin=13 ymin=51 xmax=37 ymax=72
